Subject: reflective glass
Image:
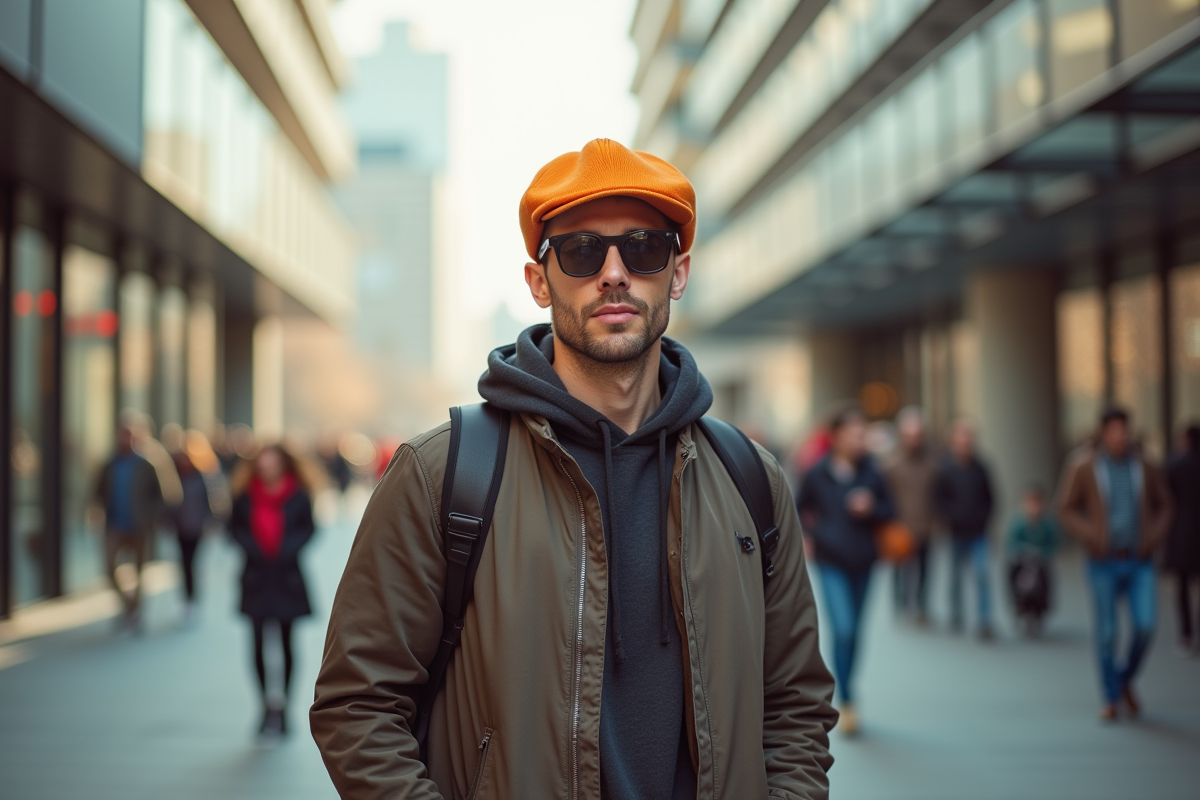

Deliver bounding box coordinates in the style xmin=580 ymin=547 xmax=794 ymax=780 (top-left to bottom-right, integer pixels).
xmin=1172 ymin=263 xmax=1200 ymax=432
xmin=188 ymin=286 xmax=219 ymax=433
xmin=158 ymin=283 xmax=188 ymax=427
xmin=1057 ymin=286 xmax=1106 ymax=448
xmin=62 ymin=245 xmax=116 ymax=593
xmin=1117 ymin=0 xmax=1199 ymax=60
xmin=991 ymin=0 xmax=1044 ymax=130
xmin=119 ymin=271 xmax=155 ymax=418
xmin=1047 ymin=0 xmax=1112 ymax=100
xmin=944 ymin=33 xmax=988 ymax=155
xmin=1111 ymin=274 xmax=1164 ymax=459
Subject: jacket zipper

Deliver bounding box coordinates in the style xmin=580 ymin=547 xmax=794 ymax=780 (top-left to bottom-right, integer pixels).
xmin=466 ymin=728 xmax=494 ymax=800
xmin=557 ymin=456 xmax=587 ymax=800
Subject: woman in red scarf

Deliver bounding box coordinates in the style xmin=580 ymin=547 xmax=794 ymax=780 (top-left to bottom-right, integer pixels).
xmin=229 ymin=444 xmax=315 ymax=738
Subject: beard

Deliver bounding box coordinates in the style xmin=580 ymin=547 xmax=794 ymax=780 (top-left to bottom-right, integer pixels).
xmin=548 ymin=284 xmax=671 ymax=366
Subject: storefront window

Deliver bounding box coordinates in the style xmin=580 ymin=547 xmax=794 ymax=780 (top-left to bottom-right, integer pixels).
xmin=9 ymin=226 xmax=54 ymax=606
xmin=991 ymin=0 xmax=1043 ymax=131
xmin=1111 ymin=274 xmax=1164 ymax=459
xmin=1047 ymin=0 xmax=1112 ymax=100
xmin=62 ymin=245 xmax=116 ymax=593
xmin=944 ymin=33 xmax=987 ymax=156
xmin=1057 ymin=286 xmax=1105 ymax=449
xmin=158 ymin=282 xmax=188 ymax=427
xmin=188 ymin=283 xmax=219 ymax=433
xmin=1172 ymin=263 xmax=1200 ymax=435
xmin=119 ymin=270 xmax=155 ymax=420
xmin=1117 ymin=0 xmax=1199 ymax=61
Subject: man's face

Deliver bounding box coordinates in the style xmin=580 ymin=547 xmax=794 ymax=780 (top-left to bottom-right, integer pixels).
xmin=950 ymin=425 xmax=974 ymax=460
xmin=1101 ymin=419 xmax=1129 ymax=458
xmin=524 ymin=196 xmax=690 ymax=365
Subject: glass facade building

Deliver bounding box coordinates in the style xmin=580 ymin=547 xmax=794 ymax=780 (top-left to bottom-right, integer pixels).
xmin=0 ymin=0 xmax=356 ymax=616
xmin=632 ymin=0 xmax=1200 ymax=517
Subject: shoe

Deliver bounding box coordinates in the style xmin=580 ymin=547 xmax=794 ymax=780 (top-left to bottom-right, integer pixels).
xmin=978 ymin=624 xmax=995 ymax=643
xmin=1099 ymin=704 xmax=1118 ymax=722
xmin=838 ymin=704 xmax=859 ymax=737
xmin=1122 ymin=686 xmax=1140 ymax=718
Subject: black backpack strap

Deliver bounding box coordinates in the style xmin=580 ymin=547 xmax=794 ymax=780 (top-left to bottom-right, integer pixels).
xmin=695 ymin=417 xmax=780 ymax=584
xmin=415 ymin=402 xmax=510 ymax=761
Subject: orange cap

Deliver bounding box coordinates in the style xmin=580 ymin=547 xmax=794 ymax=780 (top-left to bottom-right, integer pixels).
xmin=519 ymin=139 xmax=696 ymax=262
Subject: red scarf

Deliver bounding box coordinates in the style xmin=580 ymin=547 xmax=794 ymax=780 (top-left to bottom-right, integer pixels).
xmin=247 ymin=474 xmax=297 ymax=560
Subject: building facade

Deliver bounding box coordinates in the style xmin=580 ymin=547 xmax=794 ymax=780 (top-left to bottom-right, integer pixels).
xmin=632 ymin=0 xmax=1200 ymax=519
xmin=0 ymin=0 xmax=356 ymax=615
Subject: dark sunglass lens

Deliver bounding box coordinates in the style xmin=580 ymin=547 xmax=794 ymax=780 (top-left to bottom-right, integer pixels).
xmin=559 ymin=234 xmax=607 ymax=276
xmin=622 ymin=231 xmax=670 ymax=273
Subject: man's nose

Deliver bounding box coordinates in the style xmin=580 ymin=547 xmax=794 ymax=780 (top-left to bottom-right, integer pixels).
xmin=597 ymin=244 xmax=630 ymax=289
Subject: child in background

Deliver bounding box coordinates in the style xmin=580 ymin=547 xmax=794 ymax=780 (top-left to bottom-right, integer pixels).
xmin=1008 ymin=483 xmax=1059 ymax=636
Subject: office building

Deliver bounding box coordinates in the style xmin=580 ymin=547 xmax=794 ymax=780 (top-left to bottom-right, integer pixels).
xmin=632 ymin=0 xmax=1200 ymax=515
xmin=0 ymin=0 xmax=356 ymax=615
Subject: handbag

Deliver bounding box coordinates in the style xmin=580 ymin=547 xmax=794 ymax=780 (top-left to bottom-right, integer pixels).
xmin=875 ymin=520 xmax=917 ymax=563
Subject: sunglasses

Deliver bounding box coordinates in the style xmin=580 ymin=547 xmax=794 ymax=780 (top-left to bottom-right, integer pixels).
xmin=537 ymin=229 xmax=680 ymax=277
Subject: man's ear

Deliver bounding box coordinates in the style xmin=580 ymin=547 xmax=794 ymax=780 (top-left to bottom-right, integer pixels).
xmin=669 ymin=252 xmax=690 ymax=301
xmin=525 ymin=261 xmax=552 ymax=309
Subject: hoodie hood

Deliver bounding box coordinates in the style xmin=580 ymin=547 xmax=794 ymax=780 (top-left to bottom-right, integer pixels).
xmin=478 ymin=323 xmax=712 ymax=445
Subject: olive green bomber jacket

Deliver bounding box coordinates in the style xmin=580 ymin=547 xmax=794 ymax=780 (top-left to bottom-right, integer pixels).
xmin=310 ymin=413 xmax=837 ymax=799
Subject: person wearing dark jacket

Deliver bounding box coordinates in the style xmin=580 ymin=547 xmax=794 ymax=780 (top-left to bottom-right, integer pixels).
xmin=797 ymin=405 xmax=895 ymax=736
xmin=934 ymin=420 xmax=996 ymax=640
xmin=1165 ymin=424 xmax=1200 ymax=654
xmin=229 ymin=444 xmax=315 ymax=737
xmin=169 ymin=451 xmax=212 ymax=623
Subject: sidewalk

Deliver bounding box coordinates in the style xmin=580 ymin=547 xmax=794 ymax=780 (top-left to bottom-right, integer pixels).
xmin=0 ymin=495 xmax=1197 ymax=799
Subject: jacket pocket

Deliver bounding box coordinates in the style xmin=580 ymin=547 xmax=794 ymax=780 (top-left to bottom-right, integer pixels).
xmin=466 ymin=727 xmax=495 ymax=800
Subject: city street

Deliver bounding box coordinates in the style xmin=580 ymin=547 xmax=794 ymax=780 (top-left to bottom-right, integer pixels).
xmin=0 ymin=488 xmax=1197 ymax=800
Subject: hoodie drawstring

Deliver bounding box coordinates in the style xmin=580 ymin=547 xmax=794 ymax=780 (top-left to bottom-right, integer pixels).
xmin=601 ymin=422 xmax=676 ymax=667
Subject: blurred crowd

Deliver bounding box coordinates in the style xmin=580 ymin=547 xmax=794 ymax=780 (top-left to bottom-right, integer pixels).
xmin=790 ymin=403 xmax=1200 ymax=733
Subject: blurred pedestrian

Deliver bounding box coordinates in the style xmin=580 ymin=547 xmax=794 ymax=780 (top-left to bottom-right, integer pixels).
xmin=319 ymin=436 xmax=353 ymax=494
xmin=883 ymin=406 xmax=937 ymax=624
xmin=229 ymin=444 xmax=315 ymax=737
xmin=1006 ymin=483 xmax=1058 ymax=636
xmin=168 ymin=451 xmax=212 ymax=624
xmin=1058 ymin=407 xmax=1173 ymax=721
xmin=1164 ymin=424 xmax=1200 ymax=656
xmin=95 ymin=423 xmax=163 ymax=633
xmin=934 ymin=420 xmax=996 ymax=640
xmin=798 ymin=405 xmax=895 ymax=736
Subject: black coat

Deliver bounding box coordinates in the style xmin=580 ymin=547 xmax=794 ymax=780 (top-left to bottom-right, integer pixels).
xmin=229 ymin=490 xmax=315 ymax=622
xmin=1165 ymin=449 xmax=1200 ymax=573
xmin=797 ymin=454 xmax=895 ymax=574
xmin=934 ymin=454 xmax=995 ymax=539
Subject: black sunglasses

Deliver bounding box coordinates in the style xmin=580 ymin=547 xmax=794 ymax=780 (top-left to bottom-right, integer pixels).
xmin=537 ymin=229 xmax=680 ymax=277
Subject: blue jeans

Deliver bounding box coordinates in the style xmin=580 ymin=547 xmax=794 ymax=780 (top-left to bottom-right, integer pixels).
xmin=950 ymin=536 xmax=992 ymax=629
xmin=818 ymin=564 xmax=872 ymax=704
xmin=1087 ymin=557 xmax=1157 ymax=704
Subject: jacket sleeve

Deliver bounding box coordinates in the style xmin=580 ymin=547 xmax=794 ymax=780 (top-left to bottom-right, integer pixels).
xmin=981 ymin=462 xmax=995 ymax=528
xmin=868 ymin=463 xmax=895 ymax=523
xmin=227 ymin=496 xmax=264 ymax=564
xmin=1141 ymin=461 xmax=1174 ymax=556
xmin=1056 ymin=456 xmax=1098 ymax=553
xmin=758 ymin=445 xmax=838 ymax=800
xmin=280 ymin=492 xmax=316 ymax=562
xmin=310 ymin=441 xmax=448 ymax=800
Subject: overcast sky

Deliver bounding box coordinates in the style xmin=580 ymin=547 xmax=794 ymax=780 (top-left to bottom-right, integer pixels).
xmin=332 ymin=0 xmax=641 ymax=332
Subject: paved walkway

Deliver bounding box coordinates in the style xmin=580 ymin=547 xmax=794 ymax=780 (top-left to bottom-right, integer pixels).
xmin=0 ymin=488 xmax=1197 ymax=799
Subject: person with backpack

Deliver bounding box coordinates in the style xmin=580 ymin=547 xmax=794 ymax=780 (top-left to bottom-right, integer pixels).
xmin=1006 ymin=483 xmax=1059 ymax=636
xmin=311 ymin=139 xmax=837 ymax=800
xmin=229 ymin=444 xmax=316 ymax=738
xmin=1165 ymin=424 xmax=1200 ymax=655
xmin=797 ymin=405 xmax=895 ymax=737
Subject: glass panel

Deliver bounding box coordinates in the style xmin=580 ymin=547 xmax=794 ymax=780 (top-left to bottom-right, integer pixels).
xmin=158 ymin=283 xmax=187 ymax=427
xmin=188 ymin=289 xmax=218 ymax=433
xmin=1117 ymin=0 xmax=1199 ymax=60
xmin=62 ymin=245 xmax=116 ymax=593
xmin=10 ymin=226 xmax=53 ymax=606
xmin=1048 ymin=0 xmax=1113 ymax=100
xmin=944 ymin=33 xmax=987 ymax=155
xmin=907 ymin=69 xmax=943 ymax=182
xmin=1112 ymin=274 xmax=1164 ymax=459
xmin=991 ymin=0 xmax=1044 ymax=130
xmin=1172 ymin=263 xmax=1200 ymax=433
xmin=1058 ymin=287 xmax=1106 ymax=448
xmin=119 ymin=271 xmax=155 ymax=420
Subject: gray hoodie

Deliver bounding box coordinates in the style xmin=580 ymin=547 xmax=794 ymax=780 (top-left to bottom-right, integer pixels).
xmin=479 ymin=323 xmax=712 ymax=800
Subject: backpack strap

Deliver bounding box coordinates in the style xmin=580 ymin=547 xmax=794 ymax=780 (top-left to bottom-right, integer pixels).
xmin=415 ymin=402 xmax=510 ymax=762
xmin=695 ymin=417 xmax=780 ymax=584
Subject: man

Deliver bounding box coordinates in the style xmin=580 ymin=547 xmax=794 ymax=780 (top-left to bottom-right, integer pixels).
xmin=1165 ymin=425 xmax=1200 ymax=654
xmin=883 ymin=406 xmax=938 ymax=624
xmin=933 ymin=420 xmax=996 ymax=640
xmin=311 ymin=139 xmax=837 ymax=799
xmin=1060 ymin=408 xmax=1173 ymax=719
xmin=95 ymin=423 xmax=163 ymax=631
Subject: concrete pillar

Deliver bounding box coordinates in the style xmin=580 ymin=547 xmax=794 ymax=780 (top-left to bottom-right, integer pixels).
xmin=253 ymin=315 xmax=284 ymax=441
xmin=807 ymin=331 xmax=861 ymax=419
xmin=965 ymin=269 xmax=1059 ymax=528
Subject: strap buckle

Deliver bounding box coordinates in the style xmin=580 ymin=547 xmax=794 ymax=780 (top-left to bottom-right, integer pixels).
xmin=447 ymin=512 xmax=483 ymax=567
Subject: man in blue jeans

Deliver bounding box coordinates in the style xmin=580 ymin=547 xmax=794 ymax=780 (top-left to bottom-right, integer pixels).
xmin=934 ymin=421 xmax=996 ymax=640
xmin=1059 ymin=407 xmax=1173 ymax=721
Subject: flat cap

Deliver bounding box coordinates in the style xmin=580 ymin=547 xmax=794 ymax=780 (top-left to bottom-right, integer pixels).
xmin=519 ymin=138 xmax=696 ymax=262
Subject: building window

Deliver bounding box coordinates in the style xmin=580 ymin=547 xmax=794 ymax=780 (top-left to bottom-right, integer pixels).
xmin=1172 ymin=263 xmax=1200 ymax=434
xmin=1116 ymin=0 xmax=1199 ymax=61
xmin=62 ymin=244 xmax=116 ymax=593
xmin=119 ymin=270 xmax=155 ymax=419
xmin=991 ymin=0 xmax=1044 ymax=131
xmin=1047 ymin=0 xmax=1113 ymax=101
xmin=1057 ymin=285 xmax=1105 ymax=449
xmin=1111 ymin=273 xmax=1164 ymax=459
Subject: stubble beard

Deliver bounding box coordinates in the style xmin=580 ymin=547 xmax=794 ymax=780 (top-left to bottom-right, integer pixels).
xmin=548 ymin=284 xmax=671 ymax=372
